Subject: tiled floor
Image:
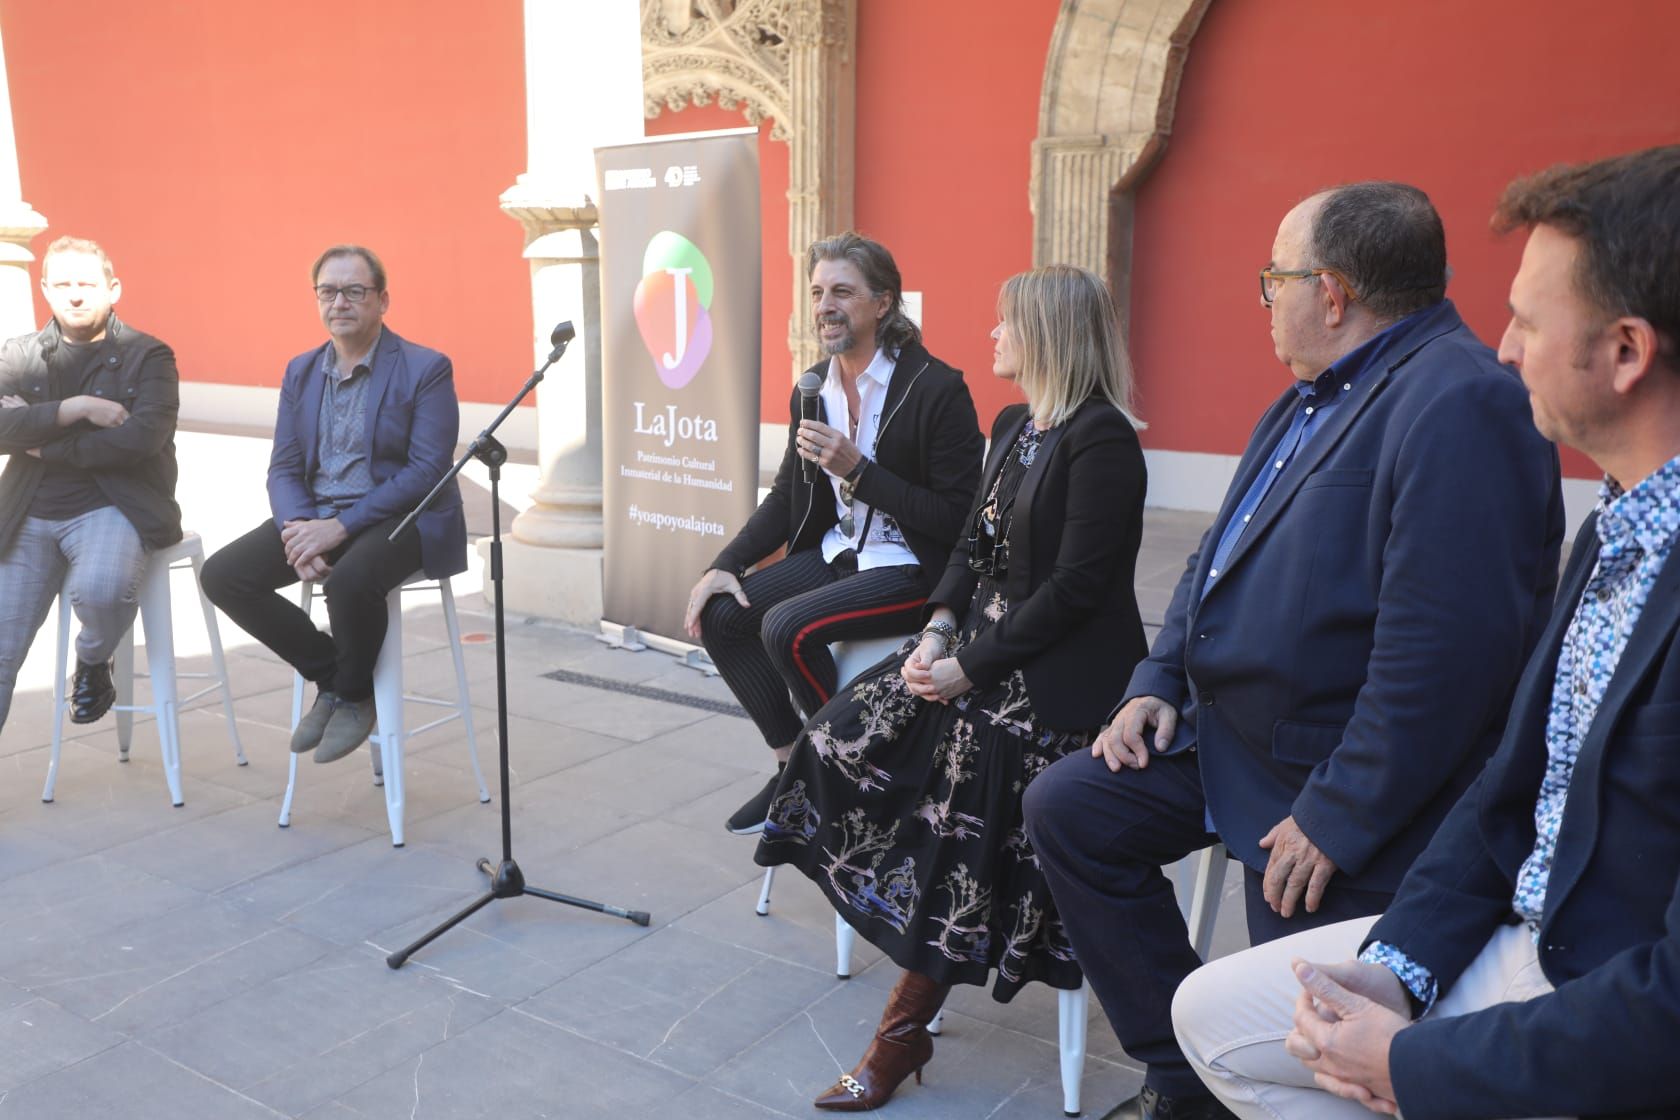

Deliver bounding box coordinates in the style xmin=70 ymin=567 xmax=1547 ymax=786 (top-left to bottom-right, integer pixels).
xmin=0 ymin=432 xmax=1246 ymax=1119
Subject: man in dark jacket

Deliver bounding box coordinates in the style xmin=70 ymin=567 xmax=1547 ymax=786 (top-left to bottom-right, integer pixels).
xmin=1174 ymin=144 xmax=1680 ymax=1120
xmin=1023 ymin=183 xmax=1565 ymax=1120
xmin=202 ymin=245 xmax=466 ymax=766
xmin=0 ymin=236 xmax=181 ymax=733
xmin=684 ymin=232 xmax=983 ymax=835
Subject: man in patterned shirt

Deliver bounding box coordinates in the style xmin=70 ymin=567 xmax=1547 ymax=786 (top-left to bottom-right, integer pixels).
xmin=202 ymin=246 xmax=467 ymax=765
xmin=1173 ymin=145 xmax=1680 ymax=1119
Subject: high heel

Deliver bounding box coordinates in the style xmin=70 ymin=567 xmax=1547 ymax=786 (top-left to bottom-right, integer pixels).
xmin=814 ymin=970 xmax=949 ymax=1111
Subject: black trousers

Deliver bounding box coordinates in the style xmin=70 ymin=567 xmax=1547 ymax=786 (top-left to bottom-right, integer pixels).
xmin=202 ymin=516 xmax=423 ymax=703
xmin=1022 ymin=747 xmax=1393 ymax=1098
xmin=698 ymin=549 xmax=928 ymax=749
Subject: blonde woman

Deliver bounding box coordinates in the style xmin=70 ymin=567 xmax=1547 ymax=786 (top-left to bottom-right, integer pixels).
xmin=757 ymin=264 xmax=1149 ymax=1111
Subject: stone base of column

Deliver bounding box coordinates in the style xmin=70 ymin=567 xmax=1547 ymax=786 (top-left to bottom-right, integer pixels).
xmin=480 ymin=537 xmax=602 ymax=625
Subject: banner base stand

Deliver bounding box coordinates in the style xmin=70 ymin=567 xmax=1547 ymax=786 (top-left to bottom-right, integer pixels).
xmin=597 ymin=621 xmax=719 ymax=676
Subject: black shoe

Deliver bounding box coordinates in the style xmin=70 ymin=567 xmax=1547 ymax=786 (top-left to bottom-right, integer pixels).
xmin=1120 ymin=1086 xmax=1237 ymax=1120
xmin=69 ymin=658 xmax=116 ymax=724
xmin=725 ymin=764 xmax=786 ymax=835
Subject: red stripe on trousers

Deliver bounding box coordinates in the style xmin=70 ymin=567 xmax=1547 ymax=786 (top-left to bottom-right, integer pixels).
xmin=790 ymin=597 xmax=927 ymax=706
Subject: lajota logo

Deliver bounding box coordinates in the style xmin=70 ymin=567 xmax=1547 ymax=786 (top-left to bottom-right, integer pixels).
xmin=633 ymin=231 xmax=714 ymax=390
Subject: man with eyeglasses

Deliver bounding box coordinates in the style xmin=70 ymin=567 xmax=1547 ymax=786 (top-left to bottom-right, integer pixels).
xmin=0 ymin=237 xmax=181 ymax=735
xmin=202 ymin=245 xmax=465 ymax=764
xmin=1023 ymin=182 xmax=1564 ymax=1120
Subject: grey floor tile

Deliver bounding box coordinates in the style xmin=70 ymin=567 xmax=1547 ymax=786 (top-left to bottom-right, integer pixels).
xmin=563 ymin=740 xmax=745 ymax=820
xmin=144 ymin=945 xmax=501 ymax=1116
xmin=0 ymin=1041 xmax=288 ymax=1120
xmin=0 ymin=996 xmax=124 ymax=1093
xmin=517 ymin=926 xmax=837 ymax=1078
xmin=0 ymin=854 xmax=204 ymax=973
xmin=674 ymin=874 xmax=887 ymax=980
xmin=667 ymin=1083 xmax=800 ymax=1118
xmin=507 ymin=679 xmax=711 ymax=743
xmin=5 ymin=894 xmax=336 ymax=1035
xmin=105 ymin=800 xmax=378 ymax=894
xmin=325 ymin=1006 xmax=697 ymax=1120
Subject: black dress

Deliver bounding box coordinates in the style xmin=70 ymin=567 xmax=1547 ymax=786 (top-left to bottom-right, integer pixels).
xmin=756 ymin=423 xmax=1091 ymax=1001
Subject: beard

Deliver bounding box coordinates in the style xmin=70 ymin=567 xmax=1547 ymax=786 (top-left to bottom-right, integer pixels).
xmin=816 ymin=313 xmax=856 ymax=356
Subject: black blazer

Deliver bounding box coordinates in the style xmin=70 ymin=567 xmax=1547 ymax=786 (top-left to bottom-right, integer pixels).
xmin=929 ymin=398 xmax=1148 ymax=732
xmin=1372 ymin=514 xmax=1680 ymax=1120
xmin=0 ymin=315 xmax=182 ymax=552
xmin=710 ymin=340 xmax=983 ymax=591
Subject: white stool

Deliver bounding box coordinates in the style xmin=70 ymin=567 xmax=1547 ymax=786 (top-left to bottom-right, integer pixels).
xmin=43 ymin=531 xmax=247 ymax=807
xmin=279 ymin=572 xmax=490 ymax=846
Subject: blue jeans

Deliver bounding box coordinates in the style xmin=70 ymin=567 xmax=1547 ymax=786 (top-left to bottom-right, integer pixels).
xmin=0 ymin=506 xmax=147 ymax=731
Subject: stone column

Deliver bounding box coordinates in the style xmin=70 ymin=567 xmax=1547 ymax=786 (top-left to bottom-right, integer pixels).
xmin=491 ymin=0 xmax=643 ymax=622
xmin=0 ymin=21 xmax=48 ymax=339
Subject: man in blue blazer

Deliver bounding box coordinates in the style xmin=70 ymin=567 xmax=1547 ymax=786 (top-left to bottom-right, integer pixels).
xmin=1023 ymin=183 xmax=1564 ymax=1120
xmin=203 ymin=245 xmax=465 ymax=764
xmin=1174 ymin=145 xmax=1680 ymax=1120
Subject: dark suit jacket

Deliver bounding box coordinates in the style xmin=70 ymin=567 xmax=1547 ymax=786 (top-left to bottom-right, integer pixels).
xmin=1124 ymin=301 xmax=1564 ymax=892
xmin=710 ymin=340 xmax=982 ymax=591
xmin=1373 ymin=514 xmax=1680 ymax=1120
xmin=266 ymin=327 xmax=467 ymax=578
xmin=930 ymin=399 xmax=1148 ymax=732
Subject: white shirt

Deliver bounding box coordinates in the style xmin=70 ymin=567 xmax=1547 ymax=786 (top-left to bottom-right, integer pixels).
xmin=817 ymin=347 xmax=917 ymax=570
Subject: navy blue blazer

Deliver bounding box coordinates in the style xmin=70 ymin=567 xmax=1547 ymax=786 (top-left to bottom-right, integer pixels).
xmin=1124 ymin=301 xmax=1564 ymax=893
xmin=1374 ymin=513 xmax=1680 ymax=1120
xmin=266 ymin=327 xmax=467 ymax=578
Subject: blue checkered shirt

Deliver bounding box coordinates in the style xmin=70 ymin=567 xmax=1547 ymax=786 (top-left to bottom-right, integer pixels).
xmin=1363 ymin=453 xmax=1680 ymax=1010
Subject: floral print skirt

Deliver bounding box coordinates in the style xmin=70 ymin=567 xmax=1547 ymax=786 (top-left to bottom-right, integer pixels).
xmin=754 ymin=579 xmax=1091 ymax=1002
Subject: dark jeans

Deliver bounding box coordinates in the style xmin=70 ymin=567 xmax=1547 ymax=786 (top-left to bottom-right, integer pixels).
xmin=699 ymin=549 xmax=927 ymax=749
xmin=202 ymin=516 xmax=422 ymax=702
xmin=1022 ymin=748 xmax=1393 ymax=1098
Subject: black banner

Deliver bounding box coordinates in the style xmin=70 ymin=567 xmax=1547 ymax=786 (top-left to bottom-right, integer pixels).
xmin=597 ymin=129 xmax=761 ymax=642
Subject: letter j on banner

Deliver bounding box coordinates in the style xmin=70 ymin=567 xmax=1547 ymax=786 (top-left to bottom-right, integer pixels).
xmin=597 ymin=129 xmax=760 ymax=643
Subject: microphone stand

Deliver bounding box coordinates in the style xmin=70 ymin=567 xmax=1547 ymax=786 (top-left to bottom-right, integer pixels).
xmin=385 ymin=321 xmax=650 ymax=971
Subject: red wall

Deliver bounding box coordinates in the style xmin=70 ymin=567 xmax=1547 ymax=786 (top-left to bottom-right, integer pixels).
xmin=650 ymin=3 xmax=1061 ymax=428
xmin=1130 ymin=0 xmax=1680 ymax=478
xmin=2 ymin=0 xmax=529 ymax=403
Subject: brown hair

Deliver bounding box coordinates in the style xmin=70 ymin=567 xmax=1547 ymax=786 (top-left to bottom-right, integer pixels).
xmin=311 ymin=244 xmax=388 ymax=291
xmin=805 ymin=232 xmax=920 ymax=351
xmin=998 ymin=265 xmax=1142 ymax=430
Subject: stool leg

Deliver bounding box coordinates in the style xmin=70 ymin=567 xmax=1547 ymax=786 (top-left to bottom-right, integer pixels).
xmin=1058 ymin=984 xmax=1088 ymax=1116
xmin=438 ymin=582 xmax=490 ymax=803
xmin=834 ymin=911 xmax=855 ymax=979
xmin=189 ymin=552 xmax=246 ymax=766
xmin=755 ymin=866 xmax=775 ymax=916
xmin=279 ymin=581 xmax=313 ymax=829
xmin=113 ymin=624 xmax=135 ymax=758
xmin=138 ymin=560 xmax=183 ymax=807
xmin=43 ymin=590 xmax=74 ymax=803
xmin=373 ymin=587 xmax=405 ymax=847
xmin=1186 ymin=843 xmax=1227 ymax=961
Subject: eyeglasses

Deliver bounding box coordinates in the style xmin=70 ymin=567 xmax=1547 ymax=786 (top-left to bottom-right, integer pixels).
xmin=1258 ymin=267 xmax=1359 ymax=308
xmin=966 ymin=499 xmax=1013 ymax=579
xmin=314 ymin=284 xmax=380 ymax=304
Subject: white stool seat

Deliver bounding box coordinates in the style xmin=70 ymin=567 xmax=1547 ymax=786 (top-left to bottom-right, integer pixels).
xmin=44 ymin=531 xmax=246 ymax=806
xmin=280 ymin=572 xmax=490 ymax=846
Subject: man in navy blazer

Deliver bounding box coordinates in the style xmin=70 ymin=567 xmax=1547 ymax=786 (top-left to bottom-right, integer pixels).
xmin=1023 ymin=183 xmax=1564 ymax=1120
xmin=1173 ymin=145 xmax=1680 ymax=1120
xmin=203 ymin=244 xmax=465 ymax=764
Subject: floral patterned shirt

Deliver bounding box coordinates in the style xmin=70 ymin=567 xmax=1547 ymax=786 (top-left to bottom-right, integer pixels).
xmin=1363 ymin=454 xmax=1680 ymax=1011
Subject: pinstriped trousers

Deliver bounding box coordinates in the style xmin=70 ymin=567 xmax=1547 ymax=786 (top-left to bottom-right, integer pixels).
xmin=698 ymin=549 xmax=927 ymax=749
xmin=0 ymin=507 xmax=147 ymax=732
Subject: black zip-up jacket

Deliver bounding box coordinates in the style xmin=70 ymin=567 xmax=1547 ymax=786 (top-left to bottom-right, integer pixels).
xmin=709 ymin=340 xmax=983 ymax=593
xmin=0 ymin=314 xmax=182 ymax=551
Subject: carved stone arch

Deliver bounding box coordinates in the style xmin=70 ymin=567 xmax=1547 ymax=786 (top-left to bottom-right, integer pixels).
xmin=1031 ymin=0 xmax=1212 ymax=314
xmin=642 ymin=0 xmax=856 ymax=380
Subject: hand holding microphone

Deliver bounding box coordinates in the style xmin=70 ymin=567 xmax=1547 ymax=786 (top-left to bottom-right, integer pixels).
xmin=796 ymin=370 xmax=822 ymax=483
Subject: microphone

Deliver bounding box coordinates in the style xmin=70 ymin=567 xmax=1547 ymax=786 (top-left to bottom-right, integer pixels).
xmin=547 ymin=321 xmax=575 ymax=363
xmin=796 ymin=370 xmax=822 ymax=483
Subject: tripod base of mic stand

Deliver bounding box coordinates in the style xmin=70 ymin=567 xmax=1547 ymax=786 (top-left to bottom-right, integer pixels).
xmin=385 ymin=857 xmax=651 ymax=970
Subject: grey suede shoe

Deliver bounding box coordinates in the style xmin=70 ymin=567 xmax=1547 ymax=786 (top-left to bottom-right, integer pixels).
xmin=313 ymin=699 xmax=376 ymax=764
xmin=290 ymin=690 xmax=339 ymax=754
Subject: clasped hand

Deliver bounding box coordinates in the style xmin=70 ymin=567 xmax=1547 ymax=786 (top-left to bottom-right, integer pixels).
xmin=281 ymin=518 xmax=348 ymax=582
xmin=900 ymin=634 xmax=972 ymax=702
xmin=1284 ymin=958 xmax=1410 ymax=1114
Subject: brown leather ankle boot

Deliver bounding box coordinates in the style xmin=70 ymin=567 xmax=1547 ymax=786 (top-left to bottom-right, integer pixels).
xmin=814 ymin=970 xmax=951 ymax=1111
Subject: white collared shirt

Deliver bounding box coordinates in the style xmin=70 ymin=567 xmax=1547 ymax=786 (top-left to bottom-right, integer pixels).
xmin=818 ymin=347 xmax=917 ymax=569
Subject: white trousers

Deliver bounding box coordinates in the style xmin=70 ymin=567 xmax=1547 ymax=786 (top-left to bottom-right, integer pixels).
xmin=1172 ymin=915 xmax=1569 ymax=1120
